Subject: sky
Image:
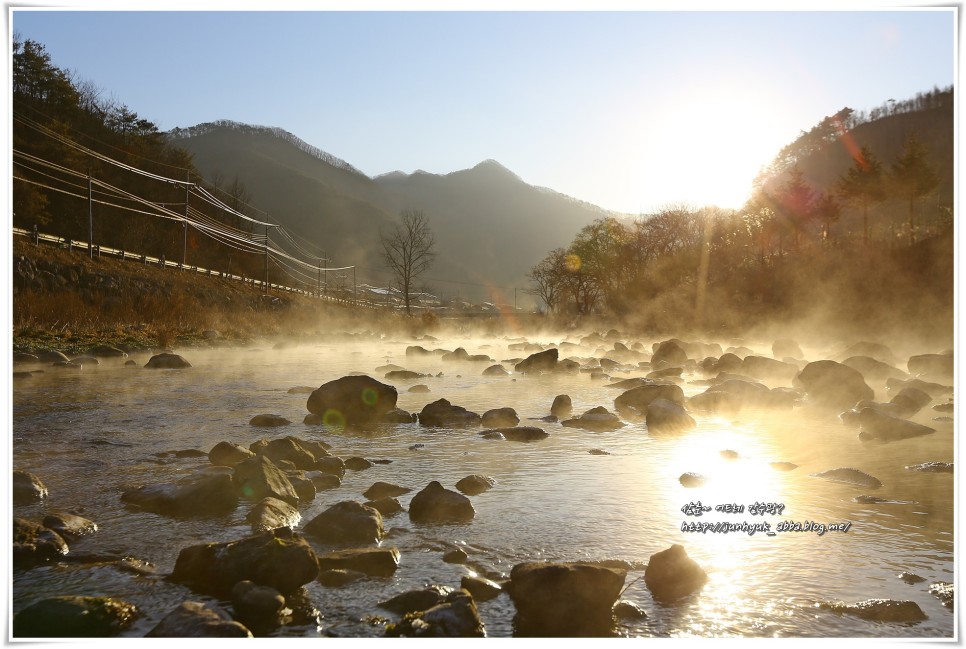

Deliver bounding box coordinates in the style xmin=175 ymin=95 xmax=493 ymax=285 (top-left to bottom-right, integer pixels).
xmin=8 ymin=3 xmax=957 ymax=215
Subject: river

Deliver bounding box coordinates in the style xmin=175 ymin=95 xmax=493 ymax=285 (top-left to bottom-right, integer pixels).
xmin=10 ymin=331 xmax=956 ymax=638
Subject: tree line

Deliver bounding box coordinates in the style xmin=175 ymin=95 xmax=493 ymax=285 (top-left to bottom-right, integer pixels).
xmin=528 ymin=92 xmax=952 ymax=332
xmin=12 ymin=36 xmax=267 ymax=280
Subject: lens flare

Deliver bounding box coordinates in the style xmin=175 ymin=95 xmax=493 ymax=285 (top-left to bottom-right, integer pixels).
xmin=565 ymin=254 xmax=581 ymax=273
xmin=361 ymin=387 xmax=378 ymax=406
xmin=323 ymin=408 xmax=346 ymax=431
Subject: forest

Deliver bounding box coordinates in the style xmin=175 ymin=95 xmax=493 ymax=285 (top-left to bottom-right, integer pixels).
xmin=527 ymin=86 xmax=954 ymax=342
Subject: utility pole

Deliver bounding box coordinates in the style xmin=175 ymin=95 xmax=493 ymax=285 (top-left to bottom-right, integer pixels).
xmin=263 ymin=223 xmax=270 ymax=292
xmin=353 ymin=267 xmax=356 ymax=306
xmin=181 ymin=171 xmax=189 ymax=270
xmin=323 ymin=252 xmax=327 ymax=298
xmin=87 ymin=168 xmax=93 ymax=259
xmin=317 ymin=259 xmax=321 ymax=298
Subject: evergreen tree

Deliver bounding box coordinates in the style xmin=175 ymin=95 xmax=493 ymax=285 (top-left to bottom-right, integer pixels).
xmin=890 ymin=134 xmax=939 ymax=245
xmin=837 ymin=146 xmax=886 ymax=245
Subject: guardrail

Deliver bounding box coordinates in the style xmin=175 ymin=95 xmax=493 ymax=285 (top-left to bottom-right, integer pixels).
xmin=13 ymin=227 xmax=378 ymax=310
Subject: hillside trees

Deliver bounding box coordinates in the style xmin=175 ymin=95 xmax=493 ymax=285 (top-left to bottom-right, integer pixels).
xmin=836 ymin=146 xmax=886 ymax=246
xmin=380 ymin=209 xmax=437 ymax=316
xmin=890 ymin=134 xmax=940 ymax=245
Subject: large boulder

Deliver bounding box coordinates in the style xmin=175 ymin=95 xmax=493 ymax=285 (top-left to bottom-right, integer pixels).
xmin=514 ymin=348 xmax=558 ymax=374
xmin=810 ymin=467 xmax=882 ymax=489
xmin=646 ymin=399 xmax=696 ymax=434
xmin=842 ymin=356 xmax=908 ymax=383
xmin=208 ymin=441 xmax=255 ymax=467
xmin=550 ymin=394 xmax=573 ymax=418
xmin=643 ymin=544 xmax=708 ymax=602
xmin=305 ymin=375 xmax=398 ymax=426
xmin=145 ymin=352 xmax=192 ymax=369
xmin=303 ymin=500 xmax=384 ymax=545
xmin=651 ymin=340 xmax=688 ymax=368
xmin=481 ymin=407 xmax=519 ymax=428
xmin=908 ymin=353 xmax=954 ymax=380
xmin=385 ymin=589 xmax=486 ymax=638
xmin=507 ymin=561 xmax=627 ymax=636
xmin=146 ymin=601 xmax=252 ymax=637
xmin=857 ymin=408 xmax=936 ymax=442
xmin=13 ymin=596 xmax=139 ymax=638
xmin=170 ymin=528 xmax=319 ymax=596
xmin=409 ymin=481 xmax=475 ymax=524
xmin=614 ymin=383 xmax=685 ymax=416
xmin=889 ymin=387 xmax=932 ymax=417
xmin=232 ymin=456 xmax=299 ymax=506
xmin=363 ymin=481 xmax=412 ymax=500
xmin=418 ymin=399 xmax=481 ymax=428
xmin=740 ymin=356 xmax=799 ymax=384
xmin=42 ymin=512 xmax=97 ymax=538
xmin=13 ymin=517 xmax=69 ymax=567
xmin=121 ymin=470 xmax=238 ymax=516
xmin=481 ymin=426 xmax=549 ymax=442
xmin=13 ymin=470 xmax=48 ymax=503
xmin=316 ymin=546 xmax=400 ymax=577
xmin=247 ymin=497 xmax=301 ymax=533
xmin=835 ymin=341 xmax=897 ymax=366
xmin=561 ymin=406 xmax=625 ymax=432
xmin=455 ymin=475 xmax=495 ymax=496
xmin=249 ymin=437 xmax=316 ymax=470
xmin=818 ymin=599 xmax=927 ymax=623
xmin=794 ymin=360 xmax=874 ymax=410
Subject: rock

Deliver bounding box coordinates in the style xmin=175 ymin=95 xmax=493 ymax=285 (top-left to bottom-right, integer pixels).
xmin=231 ymin=580 xmax=286 ymax=624
xmin=551 ymin=394 xmax=573 ymax=418
xmin=382 ymin=407 xmax=417 ymax=423
xmin=409 ymin=481 xmax=475 ymax=524
xmin=651 ymin=340 xmax=688 ymax=367
xmin=644 ymin=544 xmax=708 ymax=602
xmin=929 ymin=582 xmax=953 ymax=608
xmin=13 ymin=470 xmax=48 ymax=503
xmin=145 ymin=352 xmax=192 ymax=369
xmin=363 ymin=481 xmax=412 ymax=500
xmin=442 ymin=347 xmax=471 ymax=362
xmin=208 ymin=442 xmax=255 ymax=466
xmin=443 ymin=548 xmax=469 ymax=564
xmin=305 ymin=375 xmax=398 ymax=426
xmin=932 ymin=402 xmax=954 ymax=412
xmin=481 ymin=407 xmax=519 ymax=428
xmin=366 ymin=497 xmax=403 ymax=517
xmin=307 ymin=471 xmax=341 ymax=490
xmin=889 ymin=387 xmax=932 ymax=416
xmin=385 ymin=370 xmax=426 ymax=380
xmin=317 ymin=569 xmax=367 ymax=587
xmin=121 ymin=470 xmax=239 ymax=516
xmin=37 ymin=350 xmax=70 ymax=363
xmin=794 ymin=360 xmax=874 ymax=409
xmin=905 ymin=462 xmax=953 ymax=473
xmin=720 ymin=450 xmax=739 ymax=460
xmin=835 ymin=341 xmax=897 ymax=366
xmin=345 ymin=456 xmax=374 ymax=471
xmin=247 ymin=497 xmax=301 ymax=533
xmin=13 ymin=517 xmax=69 ymax=567
xmin=482 ymin=364 xmax=509 ymax=376
xmin=288 ymin=385 xmax=315 ymax=394
xmin=303 ymin=500 xmax=383 ymax=545
xmin=406 ymin=345 xmax=433 ymax=356
xmin=679 ymin=472 xmax=706 ymax=488
xmin=646 ymin=366 xmax=682 ymax=380
xmin=507 ymin=561 xmax=626 ymax=636
xmin=13 ymin=352 xmax=40 ymax=363
xmin=856 ymin=408 xmax=935 ymax=442
xmin=250 ymin=437 xmax=317 ymax=470
xmin=887 ymin=377 xmax=953 ymax=398
xmin=770 ymin=462 xmax=799 ymax=471
xmin=713 ymin=352 xmax=743 ymax=373
xmin=408 ymin=384 xmax=431 ymax=393
xmin=385 ymin=589 xmax=485 ymax=638
xmin=249 ymin=414 xmax=291 ymax=427
xmin=233 ymin=456 xmax=300 ymax=506
xmin=614 ymin=383 xmax=685 ymax=416
xmin=42 ymin=512 xmax=97 ymax=537
xmin=772 ymin=338 xmax=803 ymax=359
xmin=514 ymin=348 xmax=558 ymax=374
xmin=379 ymin=585 xmax=451 ymax=615
xmin=456 ymin=474 xmax=495 ymax=496
xmin=481 ymin=426 xmax=549 ymax=442
xmin=740 ymin=355 xmax=799 ymax=384
xmin=818 ymin=599 xmax=927 ymax=623
xmin=13 ymin=596 xmax=139 ymax=637
xmin=810 ymin=467 xmax=882 ymax=489
xmin=842 ymin=356 xmax=907 ymax=383
xmin=71 ymin=355 xmax=99 ymax=365
xmin=908 ymin=353 xmax=954 ymax=379
xmin=418 ymin=399 xmax=481 ymax=428
xmin=461 ymin=575 xmax=503 ymax=601
xmin=646 ymin=399 xmax=696 ymax=434
xmin=613 ymin=599 xmax=648 ymax=620
xmin=314 ymin=456 xmax=347 ymax=479
xmin=561 ymin=406 xmax=625 ymax=432
xmin=316 ymin=546 xmax=400 ymax=577
xmin=170 ymin=528 xmax=319 ymax=596
xmin=589 ymin=448 xmax=611 ymax=455
xmin=897 ymin=571 xmax=926 ymax=584
xmin=146 ymin=601 xmax=252 ymax=637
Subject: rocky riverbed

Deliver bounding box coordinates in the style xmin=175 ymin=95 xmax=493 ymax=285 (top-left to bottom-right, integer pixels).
xmin=10 ymin=329 xmax=956 ymax=638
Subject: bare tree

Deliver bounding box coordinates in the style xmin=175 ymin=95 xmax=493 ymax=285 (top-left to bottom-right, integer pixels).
xmin=381 ymin=209 xmax=437 ymax=315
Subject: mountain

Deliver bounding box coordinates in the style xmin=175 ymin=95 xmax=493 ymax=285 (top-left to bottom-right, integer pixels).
xmin=168 ymin=121 xmax=613 ymax=301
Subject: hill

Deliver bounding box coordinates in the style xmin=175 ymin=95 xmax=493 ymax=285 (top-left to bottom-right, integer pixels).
xmin=168 ymin=122 xmax=614 ymax=302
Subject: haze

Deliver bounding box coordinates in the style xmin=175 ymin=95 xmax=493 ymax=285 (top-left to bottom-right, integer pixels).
xmin=9 ymin=4 xmax=954 ymax=214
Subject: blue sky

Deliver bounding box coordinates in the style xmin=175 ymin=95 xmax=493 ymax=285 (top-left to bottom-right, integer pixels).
xmin=9 ymin=5 xmax=956 ymax=214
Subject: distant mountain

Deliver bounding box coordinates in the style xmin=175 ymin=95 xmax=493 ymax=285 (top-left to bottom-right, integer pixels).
xmin=168 ymin=121 xmax=614 ymax=300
